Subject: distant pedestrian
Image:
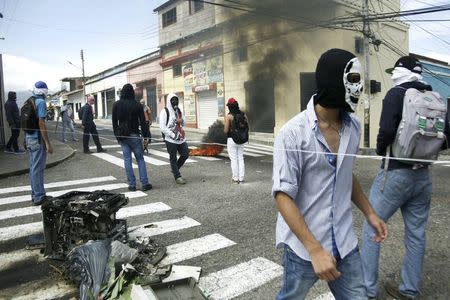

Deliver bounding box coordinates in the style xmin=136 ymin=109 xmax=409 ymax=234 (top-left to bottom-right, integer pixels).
xmin=361 ymin=55 xmax=450 ymax=300
xmin=60 ymin=100 xmax=78 ymax=142
xmin=223 ymin=97 xmax=248 ymax=183
xmin=272 ymin=49 xmax=387 ymax=299
xmin=159 ymin=93 xmax=189 ymax=184
xmin=112 ymin=84 xmax=152 ymax=192
xmin=26 ymin=81 xmax=54 ymax=205
xmin=4 ymin=91 xmax=25 ymax=154
xmin=81 ymin=95 xmax=106 ymax=154
xmin=140 ymin=98 xmax=152 ymax=144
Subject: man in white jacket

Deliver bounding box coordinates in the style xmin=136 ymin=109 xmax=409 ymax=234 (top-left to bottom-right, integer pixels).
xmin=159 ymin=93 xmax=189 ymax=184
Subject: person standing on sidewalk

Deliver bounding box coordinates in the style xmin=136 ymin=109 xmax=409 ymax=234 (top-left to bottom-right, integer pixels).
xmin=223 ymin=97 xmax=248 ymax=183
xmin=159 ymin=93 xmax=189 ymax=185
xmin=26 ymin=81 xmax=53 ymax=205
xmin=112 ymin=84 xmax=152 ymax=192
xmin=272 ymin=49 xmax=387 ymax=299
xmin=4 ymin=91 xmax=25 ymax=154
xmin=81 ymin=95 xmax=106 ymax=154
xmin=60 ymin=100 xmax=78 ymax=142
xmin=361 ymin=56 xmax=450 ymax=300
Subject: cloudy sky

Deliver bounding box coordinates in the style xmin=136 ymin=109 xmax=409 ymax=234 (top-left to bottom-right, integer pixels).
xmin=0 ymin=0 xmax=448 ymax=94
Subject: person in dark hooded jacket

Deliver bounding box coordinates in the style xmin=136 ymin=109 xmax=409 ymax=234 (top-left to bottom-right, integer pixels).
xmin=361 ymin=56 xmax=450 ymax=300
xmin=112 ymin=83 xmax=152 ymax=191
xmin=4 ymin=91 xmax=25 ymax=154
xmin=272 ymin=49 xmax=387 ymax=300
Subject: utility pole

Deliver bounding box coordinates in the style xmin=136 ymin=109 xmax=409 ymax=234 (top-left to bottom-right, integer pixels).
xmin=80 ymin=49 xmax=86 ymax=99
xmin=362 ymin=0 xmax=371 ymax=148
xmin=0 ymin=54 xmax=6 ymax=146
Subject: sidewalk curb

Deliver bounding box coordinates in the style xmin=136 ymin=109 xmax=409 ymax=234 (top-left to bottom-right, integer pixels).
xmin=0 ymin=147 xmax=76 ymax=179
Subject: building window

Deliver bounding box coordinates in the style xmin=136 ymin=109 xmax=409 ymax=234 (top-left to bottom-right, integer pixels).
xmin=234 ymin=47 xmax=248 ymax=63
xmin=173 ymin=64 xmax=182 ymax=77
xmin=162 ymin=7 xmax=177 ymax=27
xmin=190 ymin=0 xmax=204 ymax=14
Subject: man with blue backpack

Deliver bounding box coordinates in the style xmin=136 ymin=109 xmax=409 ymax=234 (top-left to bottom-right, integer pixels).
xmin=361 ymin=56 xmax=450 ymax=300
xmin=22 ymin=81 xmax=54 ymax=206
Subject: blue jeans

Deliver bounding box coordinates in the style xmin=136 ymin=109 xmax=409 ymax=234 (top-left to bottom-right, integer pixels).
xmin=165 ymin=141 xmax=189 ymax=179
xmin=277 ymin=245 xmax=366 ymax=300
xmin=120 ymin=134 xmax=149 ymax=187
xmin=26 ymin=136 xmax=47 ymax=203
xmin=62 ymin=118 xmax=76 ymax=140
xmin=361 ymin=168 xmax=432 ymax=298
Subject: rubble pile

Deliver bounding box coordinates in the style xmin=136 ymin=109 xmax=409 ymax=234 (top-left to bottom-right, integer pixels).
xmin=35 ymin=190 xmax=207 ymax=300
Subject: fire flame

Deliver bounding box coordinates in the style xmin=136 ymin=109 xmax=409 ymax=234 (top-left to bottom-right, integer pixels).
xmin=189 ymin=144 xmax=224 ymax=156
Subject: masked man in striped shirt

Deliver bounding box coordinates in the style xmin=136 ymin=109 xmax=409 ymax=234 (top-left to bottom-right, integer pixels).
xmin=272 ymin=49 xmax=388 ymax=300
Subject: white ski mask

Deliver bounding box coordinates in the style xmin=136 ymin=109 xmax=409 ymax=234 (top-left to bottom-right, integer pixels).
xmin=343 ymin=57 xmax=363 ymax=112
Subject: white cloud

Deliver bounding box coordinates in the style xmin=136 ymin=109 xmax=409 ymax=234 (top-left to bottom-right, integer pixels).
xmin=3 ymin=54 xmax=68 ymax=93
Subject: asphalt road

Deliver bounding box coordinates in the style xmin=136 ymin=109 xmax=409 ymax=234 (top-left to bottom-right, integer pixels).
xmin=0 ymin=122 xmax=449 ymax=300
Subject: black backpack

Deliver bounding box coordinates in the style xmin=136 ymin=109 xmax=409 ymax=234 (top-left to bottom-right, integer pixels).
xmin=161 ymin=107 xmax=169 ymax=139
xmin=20 ymin=97 xmax=39 ymax=133
xmin=231 ymin=112 xmax=249 ymax=144
xmin=77 ymin=105 xmax=85 ymax=121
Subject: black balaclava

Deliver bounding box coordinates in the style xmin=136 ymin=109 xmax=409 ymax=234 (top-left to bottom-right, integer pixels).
xmin=228 ymin=102 xmax=240 ymax=114
xmin=120 ymin=83 xmax=135 ymax=100
xmin=8 ymin=91 xmax=17 ymax=101
xmin=314 ymin=48 xmax=356 ymax=112
xmin=170 ymin=96 xmax=179 ymax=110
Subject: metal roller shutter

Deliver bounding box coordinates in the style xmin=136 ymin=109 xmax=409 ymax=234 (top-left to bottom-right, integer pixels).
xmin=198 ymin=91 xmax=218 ymax=129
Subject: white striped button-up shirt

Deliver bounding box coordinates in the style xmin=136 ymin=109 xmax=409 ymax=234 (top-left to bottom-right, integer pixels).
xmin=272 ymin=98 xmax=361 ymax=261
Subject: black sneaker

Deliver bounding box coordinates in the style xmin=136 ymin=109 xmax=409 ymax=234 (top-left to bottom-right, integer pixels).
xmin=142 ymin=184 xmax=153 ymax=191
xmin=128 ymin=186 xmax=136 ymax=192
xmin=97 ymin=148 xmax=107 ymax=153
xmin=32 ymin=195 xmax=53 ymax=206
xmin=84 ymin=150 xmax=93 ymax=154
xmin=4 ymin=147 xmax=14 ymax=154
xmin=385 ymin=283 xmax=416 ymax=300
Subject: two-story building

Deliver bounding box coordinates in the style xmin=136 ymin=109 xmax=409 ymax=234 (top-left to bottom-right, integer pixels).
xmin=154 ymin=0 xmax=225 ymax=129
xmin=60 ymin=77 xmax=84 ymax=119
xmin=154 ymin=0 xmax=409 ymax=147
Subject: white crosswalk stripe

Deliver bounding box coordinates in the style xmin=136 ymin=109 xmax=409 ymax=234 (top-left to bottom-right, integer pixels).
xmin=0 ymin=202 xmax=170 ymax=242
xmin=199 ymin=257 xmax=283 ymax=299
xmin=0 ymin=183 xmax=132 ymax=206
xmin=243 ymin=146 xmax=273 ymax=156
xmin=147 ymin=148 xmax=198 ymax=163
xmin=0 ymin=165 xmax=283 ymax=299
xmin=159 ymin=233 xmax=236 ymax=266
xmin=91 ymin=152 xmax=138 ymax=168
xmin=114 ymin=151 xmax=169 ymax=166
xmin=90 ymin=143 xmax=275 ymax=167
xmin=0 ymin=176 xmax=116 ymax=195
xmin=128 ymin=216 xmax=201 ymax=239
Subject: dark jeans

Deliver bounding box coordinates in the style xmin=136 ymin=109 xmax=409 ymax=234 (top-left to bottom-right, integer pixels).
xmin=83 ymin=124 xmax=102 ymax=152
xmin=165 ymin=141 xmax=189 ymax=179
xmin=7 ymin=126 xmax=20 ymax=151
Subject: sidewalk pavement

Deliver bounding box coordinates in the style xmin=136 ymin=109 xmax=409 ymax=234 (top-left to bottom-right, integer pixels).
xmin=0 ymin=140 xmax=75 ymax=179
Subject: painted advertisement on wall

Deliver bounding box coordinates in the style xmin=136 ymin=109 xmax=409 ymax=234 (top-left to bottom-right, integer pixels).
xmin=183 ymin=63 xmax=196 ymax=124
xmin=183 ymin=55 xmax=224 ymax=126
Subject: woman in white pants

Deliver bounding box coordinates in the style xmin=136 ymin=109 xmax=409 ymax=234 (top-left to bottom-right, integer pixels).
xmin=224 ymin=98 xmax=248 ymax=183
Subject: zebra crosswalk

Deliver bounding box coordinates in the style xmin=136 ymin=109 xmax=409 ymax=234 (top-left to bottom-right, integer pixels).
xmin=89 ymin=143 xmax=273 ymax=169
xmin=0 ymin=174 xmax=283 ymax=299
